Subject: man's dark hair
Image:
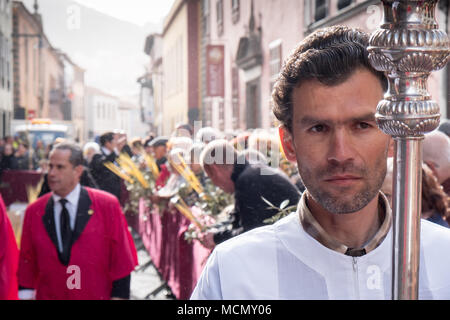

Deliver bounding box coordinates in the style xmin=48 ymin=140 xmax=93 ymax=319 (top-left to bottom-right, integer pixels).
xmin=52 ymin=142 xmax=84 ymax=167
xmin=99 ymin=132 xmax=115 ymax=147
xmin=200 ymin=139 xmax=239 ymax=169
xmin=438 ymin=119 xmax=450 ymax=137
xmin=272 ymin=25 xmax=387 ymax=132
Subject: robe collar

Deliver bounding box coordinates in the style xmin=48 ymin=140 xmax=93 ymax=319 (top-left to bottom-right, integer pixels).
xmin=298 ymin=191 xmax=392 ymax=257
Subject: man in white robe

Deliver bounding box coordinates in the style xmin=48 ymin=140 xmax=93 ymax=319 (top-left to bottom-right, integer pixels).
xmin=190 ymin=25 xmax=450 ymax=300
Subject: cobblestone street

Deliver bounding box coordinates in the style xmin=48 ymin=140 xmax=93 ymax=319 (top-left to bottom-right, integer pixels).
xmin=129 ymin=229 xmax=175 ymax=300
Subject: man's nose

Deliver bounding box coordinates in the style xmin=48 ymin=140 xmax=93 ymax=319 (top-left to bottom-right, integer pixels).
xmin=327 ymin=129 xmax=356 ymax=165
xmin=48 ymin=166 xmax=56 ymax=176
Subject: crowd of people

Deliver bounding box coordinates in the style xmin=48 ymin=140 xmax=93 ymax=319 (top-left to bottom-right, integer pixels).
xmin=0 ymin=136 xmax=46 ymax=172
xmin=1 ymin=25 xmax=450 ymax=300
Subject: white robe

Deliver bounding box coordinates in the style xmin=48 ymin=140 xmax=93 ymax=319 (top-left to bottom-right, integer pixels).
xmin=191 ymin=211 xmax=450 ymax=299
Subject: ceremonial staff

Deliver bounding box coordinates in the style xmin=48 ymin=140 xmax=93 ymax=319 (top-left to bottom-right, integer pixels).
xmin=368 ymin=0 xmax=450 ymax=299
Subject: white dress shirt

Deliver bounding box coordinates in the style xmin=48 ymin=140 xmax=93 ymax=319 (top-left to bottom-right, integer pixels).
xmin=52 ymin=184 xmax=80 ymax=253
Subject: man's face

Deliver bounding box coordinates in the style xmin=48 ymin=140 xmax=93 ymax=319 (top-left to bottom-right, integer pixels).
xmin=3 ymin=144 xmax=13 ymax=156
xmin=48 ymin=149 xmax=83 ymax=197
xmin=104 ymin=137 xmax=116 ymax=151
xmin=281 ymin=68 xmax=392 ymax=214
xmin=154 ymin=145 xmax=166 ymax=160
xmin=17 ymin=144 xmax=26 ymax=155
xmin=205 ymin=165 xmax=234 ymax=194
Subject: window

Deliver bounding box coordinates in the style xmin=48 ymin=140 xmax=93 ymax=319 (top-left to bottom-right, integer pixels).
xmin=269 ymin=40 xmax=282 ymax=82
xmin=337 ymin=0 xmax=353 ymax=10
xmin=314 ymin=0 xmax=328 ymax=22
xmin=6 ymin=39 xmax=10 ymax=91
xmin=0 ymin=33 xmax=4 ymax=89
xmin=219 ymin=100 xmax=224 ymax=131
xmin=216 ymin=0 xmax=223 ymax=36
xmin=231 ymin=0 xmax=240 ymax=24
xmin=232 ymin=66 xmax=239 ymax=129
xmin=269 ymin=40 xmax=282 ymax=127
xmin=203 ymin=100 xmax=212 ymax=127
xmin=202 ymin=0 xmax=210 ymax=36
xmin=164 ymin=35 xmax=183 ymax=97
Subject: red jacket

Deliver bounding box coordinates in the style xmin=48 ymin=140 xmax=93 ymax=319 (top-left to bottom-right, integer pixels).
xmin=156 ymin=164 xmax=170 ymax=189
xmin=0 ymin=194 xmax=19 ymax=300
xmin=18 ymin=187 xmax=138 ymax=300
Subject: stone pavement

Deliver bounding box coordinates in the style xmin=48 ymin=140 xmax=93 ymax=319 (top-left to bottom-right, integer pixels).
xmin=129 ymin=228 xmax=175 ymax=300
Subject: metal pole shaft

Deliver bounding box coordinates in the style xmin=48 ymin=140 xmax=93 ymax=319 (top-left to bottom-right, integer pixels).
xmin=392 ymin=138 xmax=423 ymax=300
xmin=368 ymin=0 xmax=449 ymax=300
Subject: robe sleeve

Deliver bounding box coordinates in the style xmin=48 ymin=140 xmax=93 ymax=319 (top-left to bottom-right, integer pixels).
xmin=108 ymin=196 xmax=138 ymax=281
xmin=17 ymin=206 xmax=38 ymax=290
xmin=0 ymin=196 xmax=19 ymax=300
xmin=190 ymin=249 xmax=223 ymax=300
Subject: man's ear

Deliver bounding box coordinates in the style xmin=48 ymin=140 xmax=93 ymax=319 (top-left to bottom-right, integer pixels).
xmin=279 ymin=126 xmax=297 ymax=162
xmin=424 ymin=160 xmax=439 ymax=181
xmin=75 ymin=165 xmax=84 ymax=179
xmin=204 ymin=164 xmax=215 ymax=179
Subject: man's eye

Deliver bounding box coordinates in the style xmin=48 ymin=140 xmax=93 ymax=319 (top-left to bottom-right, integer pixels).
xmin=310 ymin=124 xmax=326 ymax=133
xmin=356 ymin=122 xmax=371 ymax=129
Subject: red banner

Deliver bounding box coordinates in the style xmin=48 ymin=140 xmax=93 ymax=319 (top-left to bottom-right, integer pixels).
xmin=206 ymin=45 xmax=225 ymax=97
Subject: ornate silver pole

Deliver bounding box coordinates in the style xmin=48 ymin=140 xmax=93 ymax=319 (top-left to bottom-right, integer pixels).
xmin=368 ymin=0 xmax=450 ymax=299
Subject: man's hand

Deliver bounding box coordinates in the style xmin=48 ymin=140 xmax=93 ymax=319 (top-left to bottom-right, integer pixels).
xmin=150 ymin=194 xmax=160 ymax=204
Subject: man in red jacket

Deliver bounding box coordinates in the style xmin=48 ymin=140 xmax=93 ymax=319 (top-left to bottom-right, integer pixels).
xmin=18 ymin=142 xmax=138 ymax=300
xmin=0 ymin=194 xmax=19 ymax=300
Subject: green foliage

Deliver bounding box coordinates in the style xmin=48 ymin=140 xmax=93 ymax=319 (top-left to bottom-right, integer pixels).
xmin=262 ymin=197 xmax=297 ymax=224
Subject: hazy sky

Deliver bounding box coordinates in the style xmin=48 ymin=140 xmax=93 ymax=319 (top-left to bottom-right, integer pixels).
xmin=72 ymin=0 xmax=175 ymax=27
xmin=22 ymin=0 xmax=176 ymax=100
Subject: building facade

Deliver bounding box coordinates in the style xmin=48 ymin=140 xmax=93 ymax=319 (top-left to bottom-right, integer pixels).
xmin=118 ymin=99 xmax=148 ymax=140
xmin=141 ymin=33 xmax=164 ymax=136
xmin=84 ymin=87 xmax=145 ymax=141
xmin=0 ymin=0 xmax=13 ymax=138
xmin=304 ymin=0 xmax=449 ymax=119
xmin=84 ymin=86 xmax=120 ymax=140
xmin=12 ymin=1 xmax=65 ymax=122
xmin=155 ymin=0 xmax=449 ymax=134
xmin=59 ymin=52 xmax=86 ymax=143
xmin=201 ymin=0 xmax=305 ymax=131
xmin=161 ymin=0 xmax=200 ymax=136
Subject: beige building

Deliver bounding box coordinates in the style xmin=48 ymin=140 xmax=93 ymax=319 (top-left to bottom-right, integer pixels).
xmin=59 ymin=52 xmax=86 ymax=143
xmin=0 ymin=0 xmax=13 ymax=138
xmin=12 ymin=1 xmax=65 ymax=122
xmin=143 ymin=33 xmax=164 ymax=136
xmin=161 ymin=0 xmax=200 ymax=136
